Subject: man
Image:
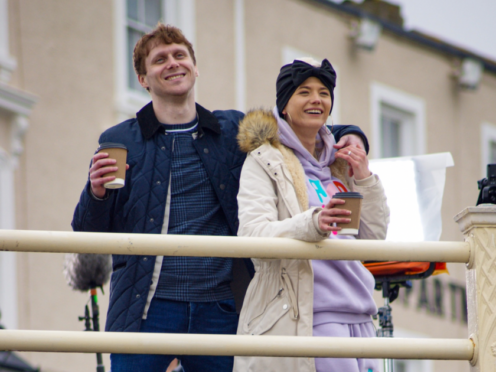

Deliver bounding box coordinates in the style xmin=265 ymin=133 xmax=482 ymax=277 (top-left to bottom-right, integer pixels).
xmin=72 ymin=24 xmax=368 ymax=372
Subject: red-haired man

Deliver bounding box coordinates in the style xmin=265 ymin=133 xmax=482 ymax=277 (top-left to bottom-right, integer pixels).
xmin=72 ymin=23 xmax=368 ymax=372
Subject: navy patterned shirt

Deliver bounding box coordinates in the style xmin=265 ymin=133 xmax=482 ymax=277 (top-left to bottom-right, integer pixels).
xmin=155 ymin=119 xmax=233 ymax=302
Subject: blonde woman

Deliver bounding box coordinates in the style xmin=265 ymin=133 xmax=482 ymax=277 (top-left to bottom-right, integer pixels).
xmin=234 ymin=58 xmax=390 ymax=372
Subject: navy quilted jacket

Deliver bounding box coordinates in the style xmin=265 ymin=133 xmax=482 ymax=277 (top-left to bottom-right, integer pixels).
xmin=72 ymin=102 xmax=368 ymax=332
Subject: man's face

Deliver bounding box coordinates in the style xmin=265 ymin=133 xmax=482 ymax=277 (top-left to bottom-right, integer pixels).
xmin=138 ymin=42 xmax=198 ymax=99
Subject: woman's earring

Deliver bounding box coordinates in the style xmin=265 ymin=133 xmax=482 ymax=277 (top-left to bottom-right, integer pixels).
xmin=286 ymin=112 xmax=293 ymax=125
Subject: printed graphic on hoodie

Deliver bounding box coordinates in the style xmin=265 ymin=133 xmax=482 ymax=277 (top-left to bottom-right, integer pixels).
xmin=308 ymin=178 xmax=348 ymax=206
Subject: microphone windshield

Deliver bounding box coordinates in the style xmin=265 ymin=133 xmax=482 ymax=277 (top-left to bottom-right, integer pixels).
xmin=63 ymin=253 xmax=112 ymax=292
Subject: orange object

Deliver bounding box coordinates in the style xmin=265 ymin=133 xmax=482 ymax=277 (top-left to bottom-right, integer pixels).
xmin=364 ymin=261 xmax=448 ymax=277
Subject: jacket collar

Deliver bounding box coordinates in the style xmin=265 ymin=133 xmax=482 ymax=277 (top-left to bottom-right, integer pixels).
xmin=137 ymin=101 xmax=221 ymax=140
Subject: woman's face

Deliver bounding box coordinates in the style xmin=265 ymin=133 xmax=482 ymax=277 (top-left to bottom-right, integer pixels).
xmin=283 ymin=77 xmax=332 ymax=132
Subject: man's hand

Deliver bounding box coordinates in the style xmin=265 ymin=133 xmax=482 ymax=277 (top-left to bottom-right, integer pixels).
xmin=334 ymin=144 xmax=372 ymax=180
xmin=333 ymin=134 xmax=365 ymax=151
xmin=89 ymin=153 xmax=129 ymax=198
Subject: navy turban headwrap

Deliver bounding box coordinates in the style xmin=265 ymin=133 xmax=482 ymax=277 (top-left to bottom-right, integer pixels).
xmin=276 ymin=59 xmax=337 ymax=118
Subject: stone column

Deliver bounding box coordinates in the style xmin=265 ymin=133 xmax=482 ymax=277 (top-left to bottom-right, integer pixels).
xmin=455 ymin=206 xmax=496 ymax=372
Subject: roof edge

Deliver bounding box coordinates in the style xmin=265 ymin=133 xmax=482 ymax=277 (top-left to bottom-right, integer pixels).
xmin=309 ymin=0 xmax=496 ymax=75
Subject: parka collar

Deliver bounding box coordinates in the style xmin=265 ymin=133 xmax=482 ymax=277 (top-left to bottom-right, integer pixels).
xmin=137 ymin=101 xmax=221 ymax=140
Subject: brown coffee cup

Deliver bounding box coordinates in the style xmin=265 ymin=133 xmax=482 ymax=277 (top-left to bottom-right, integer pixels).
xmin=332 ymin=192 xmax=363 ymax=235
xmin=97 ymin=142 xmax=128 ymax=189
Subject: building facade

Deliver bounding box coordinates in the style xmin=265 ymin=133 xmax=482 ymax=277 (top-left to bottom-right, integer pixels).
xmin=1 ymin=0 xmax=495 ymax=371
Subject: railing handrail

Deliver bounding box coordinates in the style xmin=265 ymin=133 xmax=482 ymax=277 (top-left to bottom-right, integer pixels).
xmin=0 ymin=230 xmax=470 ymax=262
xmin=0 ymin=330 xmax=475 ymax=360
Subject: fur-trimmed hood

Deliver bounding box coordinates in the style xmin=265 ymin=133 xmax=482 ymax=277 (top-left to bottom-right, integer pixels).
xmin=237 ymin=109 xmax=281 ymax=153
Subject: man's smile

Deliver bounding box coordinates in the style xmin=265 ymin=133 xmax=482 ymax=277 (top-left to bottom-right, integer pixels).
xmin=165 ymin=73 xmax=186 ymax=81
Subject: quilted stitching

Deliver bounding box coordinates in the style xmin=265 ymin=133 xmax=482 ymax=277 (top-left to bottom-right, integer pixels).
xmin=72 ymin=108 xmax=246 ymax=332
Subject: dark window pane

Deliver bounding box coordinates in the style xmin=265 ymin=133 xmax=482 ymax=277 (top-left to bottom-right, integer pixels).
xmin=145 ymin=0 xmax=162 ymax=27
xmin=394 ymin=361 xmax=407 ymax=372
xmin=127 ymin=28 xmax=145 ymax=91
xmin=381 ymin=116 xmax=400 ymax=158
xmin=491 ymin=141 xmax=496 ymax=164
xmin=127 ymin=0 xmax=139 ymax=21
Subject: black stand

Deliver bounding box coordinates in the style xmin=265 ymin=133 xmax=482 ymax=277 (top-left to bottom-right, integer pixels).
xmin=79 ymin=289 xmax=105 ymax=372
xmin=376 ymin=282 xmax=394 ymax=372
xmin=373 ymin=263 xmax=436 ymax=372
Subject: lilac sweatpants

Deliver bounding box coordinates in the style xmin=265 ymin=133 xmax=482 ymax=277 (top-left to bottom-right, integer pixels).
xmin=313 ymin=321 xmax=380 ymax=372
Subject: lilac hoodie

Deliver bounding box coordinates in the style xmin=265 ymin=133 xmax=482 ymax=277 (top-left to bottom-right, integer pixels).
xmin=274 ymin=107 xmax=376 ymax=325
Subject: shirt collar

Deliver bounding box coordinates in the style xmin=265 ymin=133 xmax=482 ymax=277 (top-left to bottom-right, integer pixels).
xmin=137 ymin=101 xmax=221 ymax=140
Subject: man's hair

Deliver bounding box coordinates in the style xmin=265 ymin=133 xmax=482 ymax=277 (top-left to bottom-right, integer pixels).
xmin=133 ymin=23 xmax=196 ymax=76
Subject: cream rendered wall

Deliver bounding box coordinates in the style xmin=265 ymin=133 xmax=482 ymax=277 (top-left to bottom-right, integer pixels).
xmin=9 ymin=1 xmax=114 ymax=371
xmin=196 ymin=0 xmax=236 ymax=111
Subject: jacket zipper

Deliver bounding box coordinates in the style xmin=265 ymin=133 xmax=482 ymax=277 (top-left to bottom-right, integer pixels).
xmin=281 ymin=267 xmax=299 ymax=319
xmin=247 ymin=287 xmax=285 ymax=328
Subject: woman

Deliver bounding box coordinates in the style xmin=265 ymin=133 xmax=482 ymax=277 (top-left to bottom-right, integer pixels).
xmin=233 ymin=58 xmax=390 ymax=372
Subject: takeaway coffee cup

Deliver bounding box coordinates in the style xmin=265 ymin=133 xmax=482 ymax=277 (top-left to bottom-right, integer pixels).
xmin=97 ymin=142 xmax=128 ymax=189
xmin=332 ymin=192 xmax=363 ymax=235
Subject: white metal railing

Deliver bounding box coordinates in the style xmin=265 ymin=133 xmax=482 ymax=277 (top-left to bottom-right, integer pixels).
xmin=0 ymin=330 xmax=474 ymax=360
xmin=0 ymin=205 xmax=495 ymax=370
xmin=0 ymin=230 xmax=470 ymax=262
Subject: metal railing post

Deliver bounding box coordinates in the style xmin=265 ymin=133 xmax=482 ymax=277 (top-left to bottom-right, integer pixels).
xmin=455 ymin=205 xmax=496 ymax=372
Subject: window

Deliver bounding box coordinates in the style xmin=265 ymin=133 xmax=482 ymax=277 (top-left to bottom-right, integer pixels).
xmin=0 ymin=0 xmax=17 ymax=83
xmin=491 ymin=141 xmax=496 ymax=163
xmin=380 ymin=103 xmax=415 ymax=158
xmin=481 ymin=122 xmax=496 ymax=176
xmin=0 ymin=149 xmax=14 ymax=230
xmin=126 ymin=0 xmax=163 ymax=92
xmin=377 ymin=329 xmax=433 ymax=372
xmin=113 ymin=0 xmax=196 ymax=121
xmin=371 ymin=82 xmax=425 ymax=159
xmin=282 ymin=46 xmax=340 ymax=125
xmin=0 ymin=149 xmax=17 ymax=330
xmin=391 ymin=359 xmax=430 ymax=372
xmin=0 ymin=114 xmax=35 ymax=333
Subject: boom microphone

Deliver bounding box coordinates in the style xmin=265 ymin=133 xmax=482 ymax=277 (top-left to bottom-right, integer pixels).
xmin=64 ymin=253 xmax=111 ymax=372
xmin=63 ymin=253 xmax=112 ymax=291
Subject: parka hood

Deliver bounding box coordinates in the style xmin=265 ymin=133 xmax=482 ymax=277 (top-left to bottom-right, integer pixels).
xmin=237 ymin=109 xmax=281 ymax=153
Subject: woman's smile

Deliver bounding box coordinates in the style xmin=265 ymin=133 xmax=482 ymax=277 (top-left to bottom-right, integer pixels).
xmin=283 ymin=76 xmax=332 ymax=131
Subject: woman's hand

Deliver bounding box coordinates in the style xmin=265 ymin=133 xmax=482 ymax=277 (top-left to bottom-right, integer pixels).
xmin=335 ymin=144 xmax=371 ymax=180
xmin=318 ymin=198 xmax=351 ymax=232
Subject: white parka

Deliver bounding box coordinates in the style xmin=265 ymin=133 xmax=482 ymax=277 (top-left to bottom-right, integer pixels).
xmin=233 ymin=110 xmax=390 ymax=372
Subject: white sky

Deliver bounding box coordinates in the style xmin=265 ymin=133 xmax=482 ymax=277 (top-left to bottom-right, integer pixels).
xmin=338 ymin=0 xmax=496 ymax=61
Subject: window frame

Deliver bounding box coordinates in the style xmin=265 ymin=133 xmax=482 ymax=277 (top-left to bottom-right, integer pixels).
xmin=0 ymin=148 xmax=17 ymax=330
xmin=370 ymin=82 xmax=425 ymax=159
xmin=0 ymin=0 xmax=17 ymax=83
xmin=481 ymin=122 xmax=496 ymax=176
xmin=384 ymin=328 xmax=433 ymax=372
xmin=380 ymin=103 xmax=416 ymax=158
